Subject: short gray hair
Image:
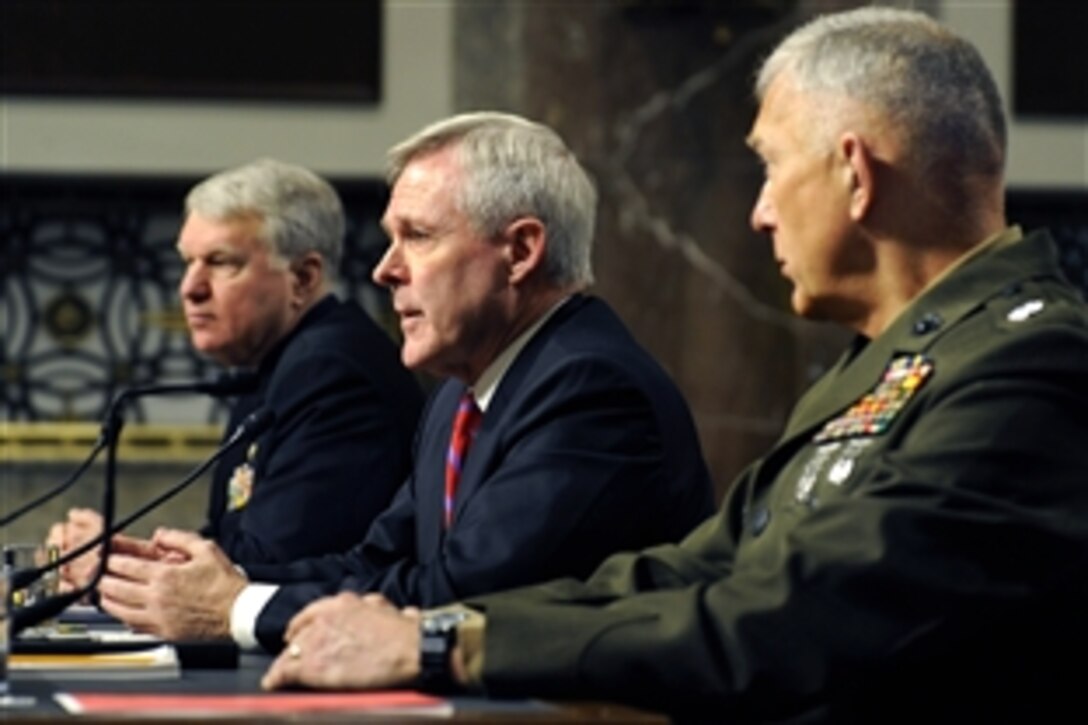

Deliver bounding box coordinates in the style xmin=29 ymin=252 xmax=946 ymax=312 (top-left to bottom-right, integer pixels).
xmin=185 ymin=158 xmax=345 ymax=272
xmin=387 ymin=112 xmax=597 ymax=288
xmin=756 ymin=7 xmax=1005 ymax=184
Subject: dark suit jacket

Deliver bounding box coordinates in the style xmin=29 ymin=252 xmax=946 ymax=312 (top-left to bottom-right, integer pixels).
xmin=471 ymin=230 xmax=1088 ymax=722
xmin=202 ymin=295 xmax=423 ymax=565
xmin=247 ymin=294 xmax=715 ymax=651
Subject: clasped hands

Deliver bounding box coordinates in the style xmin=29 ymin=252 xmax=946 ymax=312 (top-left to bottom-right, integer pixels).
xmin=97 ymin=527 xmax=245 ymax=641
xmin=50 ymin=517 xmax=423 ymax=690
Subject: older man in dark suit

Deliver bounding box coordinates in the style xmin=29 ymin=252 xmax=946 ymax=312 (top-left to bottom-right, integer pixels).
xmin=96 ymin=114 xmax=715 ymax=650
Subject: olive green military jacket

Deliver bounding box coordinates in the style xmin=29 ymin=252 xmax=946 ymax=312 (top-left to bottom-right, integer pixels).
xmin=470 ymin=229 xmax=1088 ymax=722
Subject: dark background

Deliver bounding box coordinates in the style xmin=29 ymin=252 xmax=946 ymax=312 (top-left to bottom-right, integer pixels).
xmin=0 ymin=0 xmax=382 ymax=102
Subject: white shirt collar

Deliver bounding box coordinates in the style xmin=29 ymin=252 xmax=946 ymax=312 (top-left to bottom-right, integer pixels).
xmin=470 ymin=297 xmax=570 ymax=412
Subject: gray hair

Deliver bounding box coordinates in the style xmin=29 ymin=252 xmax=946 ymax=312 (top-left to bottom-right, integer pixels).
xmin=756 ymin=7 xmax=1006 ymax=184
xmin=387 ymin=111 xmax=597 ymax=288
xmin=185 ymin=158 xmax=345 ymax=273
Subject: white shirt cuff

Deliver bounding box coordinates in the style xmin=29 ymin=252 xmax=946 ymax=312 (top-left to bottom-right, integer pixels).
xmin=230 ymin=583 xmax=279 ymax=651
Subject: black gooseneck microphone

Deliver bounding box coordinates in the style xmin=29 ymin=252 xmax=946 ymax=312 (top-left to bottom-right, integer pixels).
xmin=10 ymin=407 xmax=275 ymax=636
xmin=106 ymin=370 xmax=262 ymax=401
xmin=0 ymin=370 xmax=260 ymax=528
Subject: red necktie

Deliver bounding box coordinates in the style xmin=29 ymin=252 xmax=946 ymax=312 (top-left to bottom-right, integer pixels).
xmin=444 ymin=392 xmax=482 ymax=528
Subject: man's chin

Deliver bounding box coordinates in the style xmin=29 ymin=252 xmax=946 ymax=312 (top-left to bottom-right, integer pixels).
xmin=400 ymin=347 xmax=429 ymax=373
xmin=192 ymin=341 xmax=235 ymax=367
xmin=400 ymin=342 xmax=447 ymax=378
xmin=789 ymin=291 xmax=810 ymax=319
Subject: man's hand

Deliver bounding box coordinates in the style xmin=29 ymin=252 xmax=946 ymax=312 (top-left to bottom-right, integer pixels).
xmin=98 ymin=528 xmax=245 ymax=641
xmin=261 ymin=592 xmax=421 ymax=691
xmin=45 ymin=508 xmax=104 ymax=591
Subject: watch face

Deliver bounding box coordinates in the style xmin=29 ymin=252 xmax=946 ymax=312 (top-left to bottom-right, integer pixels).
xmin=423 ymin=610 xmax=470 ymax=634
xmin=419 ymin=611 xmax=470 ymax=691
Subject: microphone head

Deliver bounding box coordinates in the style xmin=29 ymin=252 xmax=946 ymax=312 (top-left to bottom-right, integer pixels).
xmin=239 ymin=408 xmax=277 ymax=438
xmin=112 ymin=371 xmax=261 ymax=405
xmin=200 ymin=370 xmax=261 ymax=397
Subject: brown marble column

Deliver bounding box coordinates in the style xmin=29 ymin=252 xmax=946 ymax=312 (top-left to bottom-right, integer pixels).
xmin=454 ymin=0 xmax=867 ymax=500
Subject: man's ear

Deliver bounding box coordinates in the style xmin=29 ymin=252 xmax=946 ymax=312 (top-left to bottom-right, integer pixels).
xmin=502 ymin=217 xmax=547 ymax=285
xmin=840 ymin=132 xmax=876 ymax=222
xmin=290 ymin=252 xmax=325 ymax=305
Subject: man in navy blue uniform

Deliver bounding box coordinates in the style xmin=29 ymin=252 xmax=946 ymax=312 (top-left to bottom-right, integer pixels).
xmin=49 ymin=159 xmax=422 ymax=577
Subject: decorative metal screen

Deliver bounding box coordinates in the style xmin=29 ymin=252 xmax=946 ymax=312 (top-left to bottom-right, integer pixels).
xmin=1 ymin=174 xmax=391 ymax=460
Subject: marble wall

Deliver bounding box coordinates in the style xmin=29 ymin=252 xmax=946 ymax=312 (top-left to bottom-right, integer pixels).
xmin=455 ymin=0 xmax=861 ymax=500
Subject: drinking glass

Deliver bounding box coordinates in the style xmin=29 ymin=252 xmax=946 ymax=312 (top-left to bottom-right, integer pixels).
xmin=0 ymin=550 xmax=37 ymax=707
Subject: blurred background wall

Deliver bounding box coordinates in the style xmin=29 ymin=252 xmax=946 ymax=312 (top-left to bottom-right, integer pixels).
xmin=3 ymin=0 xmax=1085 ymax=544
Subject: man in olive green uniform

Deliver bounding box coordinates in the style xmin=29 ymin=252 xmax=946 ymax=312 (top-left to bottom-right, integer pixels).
xmin=259 ymin=7 xmax=1088 ymax=722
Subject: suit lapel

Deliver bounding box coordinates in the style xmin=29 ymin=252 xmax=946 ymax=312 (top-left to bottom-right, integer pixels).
xmin=450 ymin=404 xmax=499 ymax=530
xmin=416 ymin=382 xmax=464 ymax=554
xmin=448 ymin=296 xmax=589 ymax=528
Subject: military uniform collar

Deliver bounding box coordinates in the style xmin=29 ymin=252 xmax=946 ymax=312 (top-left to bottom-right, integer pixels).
xmin=781 ymin=228 xmax=1057 ymax=439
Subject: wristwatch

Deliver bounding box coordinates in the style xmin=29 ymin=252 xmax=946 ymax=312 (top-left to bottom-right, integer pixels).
xmin=419 ymin=609 xmax=470 ymax=691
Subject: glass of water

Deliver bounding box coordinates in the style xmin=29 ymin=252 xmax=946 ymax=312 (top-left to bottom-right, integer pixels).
xmin=1 ymin=549 xmax=37 ymax=707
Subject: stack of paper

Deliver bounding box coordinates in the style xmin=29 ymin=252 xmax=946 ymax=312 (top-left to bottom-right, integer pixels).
xmin=10 ymin=643 xmax=180 ymax=681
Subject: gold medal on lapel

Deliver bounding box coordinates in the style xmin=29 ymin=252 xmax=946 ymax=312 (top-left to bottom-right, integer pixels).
xmin=814 ymin=354 xmax=934 ymax=443
xmin=227 ymin=441 xmax=259 ymax=511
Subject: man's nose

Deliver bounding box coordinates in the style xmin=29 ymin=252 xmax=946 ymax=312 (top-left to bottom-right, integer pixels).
xmin=179 ymin=264 xmax=210 ymax=299
xmin=750 ymin=183 xmax=775 ymax=233
xmin=372 ymin=244 xmax=403 ymax=289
